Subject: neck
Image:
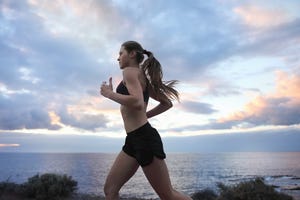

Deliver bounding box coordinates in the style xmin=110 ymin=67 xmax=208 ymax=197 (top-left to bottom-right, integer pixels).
xmin=127 ymin=63 xmax=139 ymax=68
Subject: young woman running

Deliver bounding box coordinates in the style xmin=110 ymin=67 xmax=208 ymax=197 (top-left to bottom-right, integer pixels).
xmin=100 ymin=41 xmax=192 ymax=200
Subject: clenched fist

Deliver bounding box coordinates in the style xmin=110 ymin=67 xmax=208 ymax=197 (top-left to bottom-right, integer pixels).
xmin=100 ymin=77 xmax=113 ymax=98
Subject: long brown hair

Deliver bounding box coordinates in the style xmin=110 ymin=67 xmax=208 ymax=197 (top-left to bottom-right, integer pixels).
xmin=122 ymin=41 xmax=179 ymax=102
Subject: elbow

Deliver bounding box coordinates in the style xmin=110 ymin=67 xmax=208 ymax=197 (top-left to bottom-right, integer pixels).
xmin=167 ymin=101 xmax=173 ymax=109
xmin=162 ymin=100 xmax=173 ymax=110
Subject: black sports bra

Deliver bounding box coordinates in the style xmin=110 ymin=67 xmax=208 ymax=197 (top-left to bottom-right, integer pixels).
xmin=116 ymin=81 xmax=149 ymax=103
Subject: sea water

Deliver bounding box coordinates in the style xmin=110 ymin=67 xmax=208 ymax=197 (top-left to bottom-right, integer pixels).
xmin=0 ymin=152 xmax=299 ymax=199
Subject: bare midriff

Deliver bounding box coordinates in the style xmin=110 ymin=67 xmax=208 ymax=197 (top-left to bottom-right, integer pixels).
xmin=120 ymin=102 xmax=148 ymax=133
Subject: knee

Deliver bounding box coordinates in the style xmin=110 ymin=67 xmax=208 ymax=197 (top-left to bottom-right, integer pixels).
xmin=158 ymin=194 xmax=173 ymax=200
xmin=103 ymin=181 xmax=119 ymax=199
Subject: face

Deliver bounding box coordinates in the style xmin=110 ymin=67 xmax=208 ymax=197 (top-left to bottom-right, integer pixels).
xmin=117 ymin=46 xmax=130 ymax=69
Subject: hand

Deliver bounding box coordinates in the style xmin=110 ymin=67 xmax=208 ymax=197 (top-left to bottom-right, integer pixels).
xmin=100 ymin=77 xmax=113 ymax=98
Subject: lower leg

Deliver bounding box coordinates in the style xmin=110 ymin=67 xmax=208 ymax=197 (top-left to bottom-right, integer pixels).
xmin=159 ymin=189 xmax=191 ymax=200
xmin=171 ymin=189 xmax=192 ymax=200
xmin=104 ymin=189 xmax=119 ymax=200
xmin=104 ymin=182 xmax=120 ymax=200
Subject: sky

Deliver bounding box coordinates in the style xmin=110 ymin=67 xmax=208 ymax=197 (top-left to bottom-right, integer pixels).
xmin=0 ymin=0 xmax=300 ymax=152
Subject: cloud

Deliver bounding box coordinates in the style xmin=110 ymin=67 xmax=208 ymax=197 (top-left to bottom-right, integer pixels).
xmin=275 ymin=71 xmax=300 ymax=99
xmin=19 ymin=67 xmax=40 ymax=84
xmin=238 ymin=18 xmax=300 ymax=58
xmin=164 ymin=128 xmax=300 ymax=152
xmin=180 ymin=100 xmax=217 ymax=114
xmin=0 ymin=143 xmax=20 ymax=147
xmin=219 ymin=71 xmax=300 ymax=126
xmin=105 ymin=0 xmax=240 ymax=79
xmin=1 ymin=0 xmax=113 ymax=90
xmin=0 ymin=132 xmax=124 ymax=152
xmin=0 ymin=1 xmax=114 ymax=131
xmin=1 ymin=128 xmax=299 ymax=152
xmin=166 ymin=120 xmax=237 ymax=132
xmin=28 ymin=0 xmax=125 ymax=39
xmin=114 ymin=1 xmax=300 ymax=83
xmin=0 ymin=83 xmax=65 ymax=130
xmin=234 ymin=5 xmax=291 ymax=28
xmin=0 ymin=82 xmax=109 ymax=131
xmin=1 ymin=0 xmax=300 ymax=135
xmin=199 ymin=76 xmax=241 ymax=97
xmin=0 ymin=91 xmax=60 ymax=130
xmin=58 ymin=108 xmax=108 ymax=131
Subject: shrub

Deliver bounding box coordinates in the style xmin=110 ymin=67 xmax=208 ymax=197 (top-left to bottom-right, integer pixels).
xmin=191 ymin=178 xmax=294 ymax=200
xmin=21 ymin=173 xmax=78 ymax=200
xmin=217 ymin=177 xmax=293 ymax=200
xmin=192 ymin=188 xmax=218 ymax=200
xmin=0 ymin=181 xmax=21 ymax=195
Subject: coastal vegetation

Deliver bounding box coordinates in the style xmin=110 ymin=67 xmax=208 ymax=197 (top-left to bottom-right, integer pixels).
xmin=192 ymin=178 xmax=293 ymax=200
xmin=0 ymin=174 xmax=296 ymax=200
xmin=0 ymin=173 xmax=77 ymax=200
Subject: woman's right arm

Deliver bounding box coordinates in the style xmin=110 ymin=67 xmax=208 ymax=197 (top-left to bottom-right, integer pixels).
xmin=100 ymin=69 xmax=145 ymax=110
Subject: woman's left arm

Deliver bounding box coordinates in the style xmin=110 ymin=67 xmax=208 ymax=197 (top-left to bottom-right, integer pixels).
xmin=146 ymin=86 xmax=173 ymax=118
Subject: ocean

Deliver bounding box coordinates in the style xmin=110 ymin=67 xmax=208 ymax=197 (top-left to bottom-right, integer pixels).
xmin=0 ymin=152 xmax=299 ymax=199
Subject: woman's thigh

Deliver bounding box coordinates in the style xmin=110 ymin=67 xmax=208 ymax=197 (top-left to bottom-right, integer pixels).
xmin=142 ymin=157 xmax=173 ymax=195
xmin=104 ymin=151 xmax=139 ymax=192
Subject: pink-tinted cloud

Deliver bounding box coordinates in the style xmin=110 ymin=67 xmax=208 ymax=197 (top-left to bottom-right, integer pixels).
xmin=0 ymin=143 xmax=20 ymax=147
xmin=274 ymin=71 xmax=300 ymax=99
xmin=234 ymin=5 xmax=291 ymax=28
xmin=220 ymin=71 xmax=300 ymax=126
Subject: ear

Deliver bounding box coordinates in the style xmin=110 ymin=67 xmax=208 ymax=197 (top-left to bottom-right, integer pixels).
xmin=129 ymin=51 xmax=137 ymax=58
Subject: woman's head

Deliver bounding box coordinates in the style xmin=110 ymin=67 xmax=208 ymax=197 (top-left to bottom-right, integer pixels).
xmin=121 ymin=41 xmax=145 ymax=64
xmin=119 ymin=40 xmax=179 ymax=101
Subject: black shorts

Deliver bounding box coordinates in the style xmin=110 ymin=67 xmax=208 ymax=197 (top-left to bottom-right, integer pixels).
xmin=122 ymin=122 xmax=166 ymax=167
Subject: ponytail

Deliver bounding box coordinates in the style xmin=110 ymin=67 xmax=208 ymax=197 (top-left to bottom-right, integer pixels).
xmin=142 ymin=50 xmax=179 ymax=102
xmin=121 ymin=41 xmax=179 ymax=102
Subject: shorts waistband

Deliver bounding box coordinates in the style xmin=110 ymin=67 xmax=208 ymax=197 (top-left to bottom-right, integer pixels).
xmin=126 ymin=122 xmax=151 ymax=136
